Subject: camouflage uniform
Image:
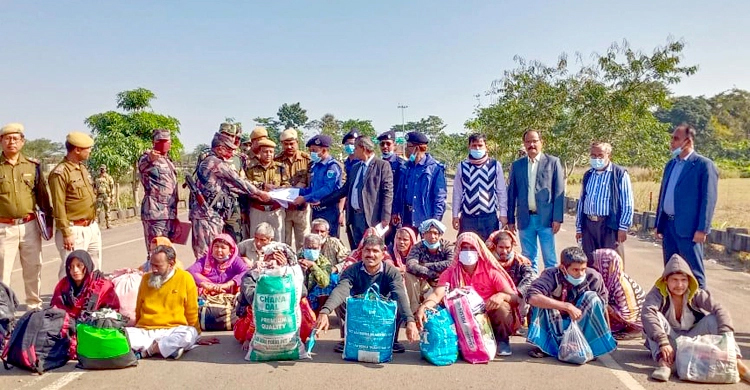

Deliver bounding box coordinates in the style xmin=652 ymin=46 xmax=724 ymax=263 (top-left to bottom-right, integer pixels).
xmin=194 ymin=147 xmax=245 ymax=244
xmin=190 ymin=151 xmax=261 ymax=259
xmin=137 ymin=150 xmax=179 ymax=255
xmin=245 ymin=157 xmax=289 ymax=243
xmin=94 ymin=169 xmax=115 ymax=228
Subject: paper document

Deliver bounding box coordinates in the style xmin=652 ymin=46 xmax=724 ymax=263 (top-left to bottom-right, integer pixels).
xmin=268 ymin=188 xmax=301 ymax=208
xmin=374 ymin=223 xmax=390 ymax=237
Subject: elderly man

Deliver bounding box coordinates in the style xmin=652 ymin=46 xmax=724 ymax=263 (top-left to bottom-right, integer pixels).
xmin=293 ymin=135 xmax=344 ymax=238
xmin=575 ymin=142 xmax=634 ymax=264
xmin=452 ymin=133 xmax=508 ymax=241
xmin=245 ymin=138 xmax=289 ymax=242
xmin=49 ymin=132 xmax=101 ymax=280
xmin=315 ymin=235 xmax=419 ymax=353
xmin=507 ymin=130 xmax=565 ymax=273
xmin=94 ymin=165 xmax=115 ymax=229
xmin=655 ymin=124 xmax=718 ymax=289
xmin=237 ymin=222 xmax=276 ymax=268
xmin=526 ymin=247 xmax=616 ymax=361
xmin=138 ymin=129 xmax=180 ymax=256
xmin=126 ymin=245 xmax=200 ymax=360
xmin=311 ymin=218 xmax=348 ymax=272
xmin=0 ymin=123 xmax=53 ymax=310
xmin=321 ymin=137 xmax=393 ymax=247
xmin=405 ymin=219 xmax=455 ymax=314
xmin=275 ymin=128 xmax=311 ymax=251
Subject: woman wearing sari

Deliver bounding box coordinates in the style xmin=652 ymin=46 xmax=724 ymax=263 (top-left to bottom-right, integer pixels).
xmin=415 ymin=232 xmax=520 ymax=357
xmin=187 ymin=233 xmax=248 ymax=295
xmin=387 ymin=227 xmax=417 ymax=273
xmin=591 ymin=248 xmax=645 ymax=339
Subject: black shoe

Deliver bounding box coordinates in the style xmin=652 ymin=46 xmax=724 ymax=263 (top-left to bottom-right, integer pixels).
xmin=528 ymin=347 xmax=548 ymax=358
xmin=334 ymin=341 xmax=345 ymax=353
xmin=392 ymin=342 xmax=406 ymax=353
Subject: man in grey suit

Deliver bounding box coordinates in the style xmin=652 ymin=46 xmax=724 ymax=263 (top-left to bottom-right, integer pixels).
xmin=320 ymin=137 xmax=393 ymax=246
xmin=507 ymin=130 xmax=565 ymax=273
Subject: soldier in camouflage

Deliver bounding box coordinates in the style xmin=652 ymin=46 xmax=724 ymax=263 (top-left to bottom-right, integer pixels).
xmin=190 ymin=132 xmax=271 ymax=259
xmin=94 ymin=164 xmax=115 ymax=229
xmin=137 ymin=129 xmax=180 ymax=256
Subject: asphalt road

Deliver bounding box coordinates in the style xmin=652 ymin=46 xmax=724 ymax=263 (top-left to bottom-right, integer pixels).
xmin=1 ymin=209 xmax=749 ymax=390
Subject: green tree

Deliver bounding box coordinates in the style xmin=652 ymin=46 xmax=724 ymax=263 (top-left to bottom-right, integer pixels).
xmin=85 ymin=88 xmax=182 ymax=208
xmin=252 ymin=116 xmax=281 ymax=142
xmin=430 ymin=133 xmax=467 ymax=171
xmin=390 ymin=115 xmax=447 ymax=142
xmin=23 ymin=138 xmax=64 ymax=167
xmin=307 ymin=113 xmax=344 ymax=156
xmin=340 ymin=119 xmax=377 ymax=139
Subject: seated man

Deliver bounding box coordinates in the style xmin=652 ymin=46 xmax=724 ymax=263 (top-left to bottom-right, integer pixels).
xmin=299 ymin=233 xmax=333 ymax=311
xmin=416 ymin=232 xmax=520 ymax=356
xmin=315 ymin=235 xmax=419 ymax=353
xmin=486 ymin=230 xmax=536 ymax=326
xmin=311 ymin=218 xmax=348 ymax=272
xmin=405 ymin=219 xmax=454 ymax=314
xmin=139 ymin=237 xmax=185 ymax=272
xmin=125 ymin=245 xmax=200 ymax=360
xmin=187 ymin=234 xmax=248 ymax=295
xmin=237 ymin=222 xmax=275 ymax=268
xmin=642 ymin=254 xmax=749 ymax=382
xmin=526 ymin=246 xmax=616 ymax=361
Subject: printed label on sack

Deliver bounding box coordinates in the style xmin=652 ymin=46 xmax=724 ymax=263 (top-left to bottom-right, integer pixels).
xmin=257 ymin=293 xmax=290 ymax=313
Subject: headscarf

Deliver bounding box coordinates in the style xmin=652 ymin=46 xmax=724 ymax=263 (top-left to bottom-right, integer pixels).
xmin=592 ymin=249 xmax=645 ymax=330
xmin=343 ymin=227 xmax=393 ymax=267
xmin=262 ymin=242 xmax=299 ymax=266
xmin=445 ymin=232 xmax=517 ymax=294
xmin=61 ymin=250 xmax=103 ymax=308
xmin=485 ymin=229 xmax=532 ymax=268
xmin=201 ymin=233 xmax=239 ymax=277
xmin=392 ymin=227 xmax=417 ymax=268
xmin=419 ymin=219 xmax=446 ymax=235
xmin=152 ymin=236 xmax=173 ymax=248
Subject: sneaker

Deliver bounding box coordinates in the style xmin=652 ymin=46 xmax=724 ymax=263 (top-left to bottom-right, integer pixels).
xmin=392 ymin=342 xmax=406 ymax=354
xmin=651 ymin=366 xmax=671 ymax=382
xmin=169 ymin=348 xmax=185 ymax=360
xmin=497 ymin=340 xmax=512 ymax=356
xmin=334 ymin=341 xmax=345 ymax=353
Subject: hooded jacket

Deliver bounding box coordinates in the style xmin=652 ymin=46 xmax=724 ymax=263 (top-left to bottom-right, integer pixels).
xmin=641 ymin=254 xmax=733 ymax=347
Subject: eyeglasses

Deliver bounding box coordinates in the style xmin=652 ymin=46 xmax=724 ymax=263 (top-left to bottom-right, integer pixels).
xmin=2 ymin=136 xmax=23 ymax=143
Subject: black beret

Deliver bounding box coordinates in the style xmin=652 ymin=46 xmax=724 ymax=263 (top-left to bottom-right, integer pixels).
xmin=406 ymin=131 xmax=429 ymax=145
xmin=342 ymin=129 xmax=360 ymax=144
xmin=305 ymin=135 xmax=319 ymax=148
xmin=315 ymin=134 xmax=333 ymax=148
xmin=377 ymin=131 xmax=396 ymax=141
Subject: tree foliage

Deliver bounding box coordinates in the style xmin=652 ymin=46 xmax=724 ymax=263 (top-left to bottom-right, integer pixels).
xmin=23 ymin=138 xmax=64 ymax=164
xmin=391 ymin=115 xmax=447 ymax=141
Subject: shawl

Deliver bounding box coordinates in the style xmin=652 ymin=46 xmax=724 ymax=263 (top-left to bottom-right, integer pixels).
xmin=392 ymin=227 xmax=417 ymax=268
xmin=592 ymin=249 xmax=645 ymax=329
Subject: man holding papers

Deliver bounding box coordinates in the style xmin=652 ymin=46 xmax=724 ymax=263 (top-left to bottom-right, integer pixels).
xmin=320 ymin=137 xmax=393 ymax=246
xmin=244 ymin=138 xmax=289 ymax=242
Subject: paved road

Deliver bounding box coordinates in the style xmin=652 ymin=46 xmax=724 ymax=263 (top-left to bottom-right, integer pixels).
xmin=1 ymin=211 xmax=749 ymax=390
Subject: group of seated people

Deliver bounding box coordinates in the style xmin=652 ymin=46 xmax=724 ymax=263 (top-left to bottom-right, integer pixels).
xmin=45 ymin=219 xmax=748 ymax=383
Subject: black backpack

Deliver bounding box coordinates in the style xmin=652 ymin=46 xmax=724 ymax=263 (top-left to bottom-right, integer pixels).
xmin=2 ymin=308 xmax=72 ymax=373
xmin=0 ymin=282 xmax=19 ymax=348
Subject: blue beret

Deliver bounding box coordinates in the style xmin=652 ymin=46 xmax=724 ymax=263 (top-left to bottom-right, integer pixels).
xmin=377 ymin=131 xmax=395 ymax=141
xmin=315 ymin=134 xmax=333 ymax=148
xmin=406 ymin=131 xmax=429 ymax=145
xmin=305 ymin=135 xmax=318 ymax=148
xmin=342 ymin=129 xmax=360 ymax=144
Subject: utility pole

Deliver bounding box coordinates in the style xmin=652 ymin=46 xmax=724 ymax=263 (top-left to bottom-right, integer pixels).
xmin=397 ymin=103 xmax=408 ymax=135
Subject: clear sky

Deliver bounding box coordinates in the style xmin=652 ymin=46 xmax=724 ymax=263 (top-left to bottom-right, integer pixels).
xmin=2 ymin=1 xmax=749 ymax=150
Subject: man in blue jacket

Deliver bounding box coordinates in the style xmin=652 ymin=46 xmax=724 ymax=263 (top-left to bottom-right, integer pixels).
xmin=378 ymin=130 xmax=405 ymax=246
xmin=392 ymin=131 xmax=447 ymax=230
xmin=655 ymin=124 xmax=718 ymax=289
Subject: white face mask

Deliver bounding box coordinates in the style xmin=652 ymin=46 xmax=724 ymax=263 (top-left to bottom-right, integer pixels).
xmin=458 ymin=250 xmax=479 ymax=266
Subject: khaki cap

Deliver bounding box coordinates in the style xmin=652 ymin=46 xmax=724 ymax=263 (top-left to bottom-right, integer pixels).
xmin=66 ymin=132 xmax=94 ymax=148
xmin=0 ymin=123 xmax=24 ymax=136
xmin=250 ymin=126 xmax=268 ymax=140
xmin=257 ymin=139 xmax=276 ymax=149
xmin=279 ymin=128 xmax=298 ymax=142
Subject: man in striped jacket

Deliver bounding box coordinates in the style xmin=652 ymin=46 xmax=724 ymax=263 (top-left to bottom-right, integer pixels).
xmin=452 ymin=133 xmax=508 ymax=241
xmin=575 ymin=141 xmax=634 ymax=265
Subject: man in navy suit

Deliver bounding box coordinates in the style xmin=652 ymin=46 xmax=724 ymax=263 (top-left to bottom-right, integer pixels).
xmin=507 ymin=130 xmax=565 ymax=273
xmin=655 ymin=124 xmax=718 ymax=289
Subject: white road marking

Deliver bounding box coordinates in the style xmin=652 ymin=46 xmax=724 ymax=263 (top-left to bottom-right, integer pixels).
xmin=39 ymin=371 xmax=85 ymax=390
xmin=599 ymin=354 xmax=648 ymax=390
xmin=11 ymin=237 xmax=143 ymax=273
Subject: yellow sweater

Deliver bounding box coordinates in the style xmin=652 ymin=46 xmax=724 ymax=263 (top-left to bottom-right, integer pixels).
xmin=135 ymin=269 xmax=200 ymax=332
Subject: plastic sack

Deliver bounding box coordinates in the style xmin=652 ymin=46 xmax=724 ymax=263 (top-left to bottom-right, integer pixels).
xmin=420 ymin=306 xmax=459 ymax=366
xmin=110 ymin=269 xmax=142 ymax=327
xmin=343 ymin=283 xmax=398 ymax=363
xmin=557 ymin=321 xmax=593 ymax=365
xmin=445 ymin=287 xmax=496 ymax=364
xmin=76 ymin=322 xmax=137 ymax=370
xmin=246 ymin=266 xmax=309 ymax=361
xmin=675 ymin=333 xmax=740 ymax=384
xmin=299 ymin=297 xmax=316 ymax=343
xmin=233 ymin=307 xmax=255 ymax=343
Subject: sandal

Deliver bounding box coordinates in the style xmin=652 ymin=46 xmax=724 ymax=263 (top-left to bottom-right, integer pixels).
xmin=528 ymin=347 xmax=548 ymax=358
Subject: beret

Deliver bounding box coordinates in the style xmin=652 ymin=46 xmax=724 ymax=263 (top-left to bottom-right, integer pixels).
xmin=280 ymin=128 xmax=298 ymax=142
xmin=0 ymin=123 xmax=24 ymax=136
xmin=314 ymin=135 xmax=332 ymax=148
xmin=377 ymin=131 xmax=395 ymax=141
xmin=66 ymin=132 xmax=95 ymax=148
xmin=305 ymin=135 xmax=318 ymax=148
xmin=250 ymin=126 xmax=268 ymax=140
xmin=342 ymin=129 xmax=359 ymax=144
xmin=153 ymin=128 xmax=171 ymax=141
xmin=406 ymin=131 xmax=429 ymax=145
xmin=257 ymin=139 xmax=276 ymax=148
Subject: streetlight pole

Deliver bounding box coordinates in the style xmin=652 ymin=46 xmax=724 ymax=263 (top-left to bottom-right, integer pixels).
xmin=397 ymin=103 xmax=408 ymax=135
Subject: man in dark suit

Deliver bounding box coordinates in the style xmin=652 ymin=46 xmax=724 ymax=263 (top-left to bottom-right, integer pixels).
xmin=507 ymin=130 xmax=565 ymax=273
xmin=655 ymin=124 xmax=718 ymax=289
xmin=320 ymin=137 xmax=394 ymax=246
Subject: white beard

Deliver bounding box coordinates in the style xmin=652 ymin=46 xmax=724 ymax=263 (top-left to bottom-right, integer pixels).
xmin=148 ymin=273 xmax=167 ymax=289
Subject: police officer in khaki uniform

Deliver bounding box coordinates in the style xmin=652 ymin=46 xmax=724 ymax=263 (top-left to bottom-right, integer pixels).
xmin=247 ymin=126 xmax=269 ymax=162
xmin=0 ymin=123 xmax=53 ymax=309
xmin=48 ymin=132 xmax=101 ymax=280
xmin=275 ymin=128 xmax=311 ymax=251
xmin=245 ymin=138 xmax=289 ymax=242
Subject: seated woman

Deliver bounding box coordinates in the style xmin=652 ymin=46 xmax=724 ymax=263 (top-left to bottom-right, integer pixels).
xmin=486 ymin=230 xmax=536 ymax=324
xmin=51 ymin=250 xmax=121 ymax=319
xmin=642 ymin=254 xmax=749 ymax=382
xmin=416 ymin=232 xmax=520 ymax=357
xmin=298 ymin=233 xmax=333 ymax=311
xmin=139 ymin=236 xmax=185 ymax=272
xmin=405 ymin=219 xmax=454 ymax=314
xmin=187 ymin=233 xmax=248 ymax=295
xmin=388 ymin=227 xmax=417 ymax=274
xmin=591 ymin=249 xmax=644 ymax=339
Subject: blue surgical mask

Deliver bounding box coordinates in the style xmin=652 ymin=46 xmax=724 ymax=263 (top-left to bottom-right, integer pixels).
xmin=565 ymin=273 xmax=586 ymax=286
xmin=423 ymin=240 xmax=440 ymax=250
xmin=469 ymin=149 xmax=486 ymax=159
xmin=310 ymin=152 xmax=321 ymax=163
xmin=589 ymin=158 xmax=606 ymax=170
xmin=409 ymin=154 xmax=416 ymax=163
xmin=670 ymin=147 xmax=682 ymax=159
xmin=382 ymin=152 xmax=393 ymax=158
xmin=344 ymin=144 xmax=355 ymax=155
xmin=303 ymin=249 xmax=320 ymax=261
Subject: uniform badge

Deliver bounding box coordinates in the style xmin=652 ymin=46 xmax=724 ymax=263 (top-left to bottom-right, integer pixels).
xmin=327 ymin=170 xmax=335 ymax=178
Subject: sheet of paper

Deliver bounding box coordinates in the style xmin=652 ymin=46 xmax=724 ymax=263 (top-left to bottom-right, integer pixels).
xmin=374 ymin=223 xmax=389 ymax=237
xmin=268 ymin=187 xmax=300 ymax=202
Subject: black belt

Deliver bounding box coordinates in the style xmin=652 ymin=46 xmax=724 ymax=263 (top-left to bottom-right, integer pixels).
xmin=529 ymin=210 xmax=537 ymax=215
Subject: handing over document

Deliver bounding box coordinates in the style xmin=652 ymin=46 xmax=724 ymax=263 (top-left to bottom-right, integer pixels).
xmin=268 ymin=188 xmax=301 ymax=208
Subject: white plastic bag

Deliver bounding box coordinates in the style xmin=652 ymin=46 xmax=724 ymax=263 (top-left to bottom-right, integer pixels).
xmin=110 ymin=268 xmax=143 ymax=326
xmin=675 ymin=333 xmax=740 ymax=384
xmin=557 ymin=321 xmax=593 ymax=365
